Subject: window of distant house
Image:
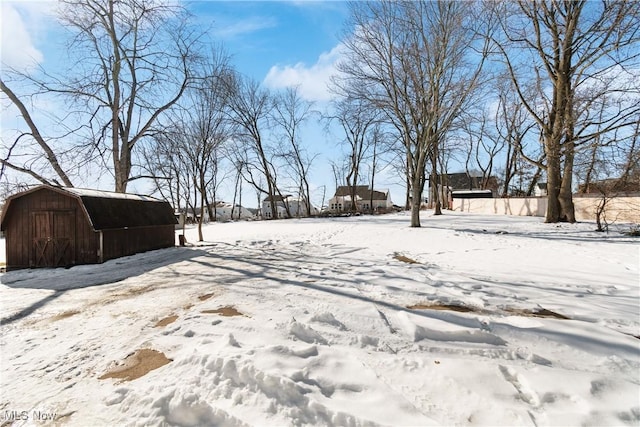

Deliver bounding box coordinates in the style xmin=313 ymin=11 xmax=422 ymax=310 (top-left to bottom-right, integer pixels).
xmin=265 ymin=211 xmax=271 ymax=218
xmin=338 ymin=204 xmax=342 ymax=210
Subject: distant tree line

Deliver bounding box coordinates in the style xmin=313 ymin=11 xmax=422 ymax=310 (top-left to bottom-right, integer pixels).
xmin=1 ymin=0 xmax=638 ymax=229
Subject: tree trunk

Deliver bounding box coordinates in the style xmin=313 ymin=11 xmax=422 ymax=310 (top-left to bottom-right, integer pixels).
xmin=197 ymin=174 xmax=204 ymax=241
xmin=114 ymin=152 xmax=130 ymax=193
xmin=410 ymin=179 xmax=422 ymax=227
xmin=238 ymin=181 xmax=242 ymax=220
xmin=370 ymin=142 xmax=377 ymax=214
xmin=405 ymin=151 xmax=411 ymax=210
xmin=526 ymin=166 xmax=543 ymax=196
xmin=559 ymin=143 xmax=576 ymax=222
xmin=431 ymin=149 xmax=442 ymax=215
xmin=545 ymin=147 xmax=562 ymax=223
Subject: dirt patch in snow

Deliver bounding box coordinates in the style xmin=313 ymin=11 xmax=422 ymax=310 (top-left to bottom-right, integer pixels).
xmin=394 ymin=254 xmax=419 ymax=264
xmin=506 ymin=307 xmax=570 ymax=320
xmin=50 ymin=311 xmax=81 ymax=321
xmin=198 ymin=293 xmax=215 ymax=301
xmin=408 ymin=303 xmax=478 ymax=313
xmin=99 ymin=349 xmax=172 ymax=382
xmin=95 ymin=285 xmax=156 ymax=307
xmin=407 ymin=303 xmax=570 ymax=319
xmin=154 ymin=315 xmax=178 ymax=327
xmin=114 ymin=284 xmax=155 ymax=298
xmin=202 ymin=306 xmax=244 ymax=317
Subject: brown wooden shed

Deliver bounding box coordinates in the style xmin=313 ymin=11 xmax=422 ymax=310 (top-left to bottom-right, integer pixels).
xmin=0 ymin=185 xmax=177 ymax=271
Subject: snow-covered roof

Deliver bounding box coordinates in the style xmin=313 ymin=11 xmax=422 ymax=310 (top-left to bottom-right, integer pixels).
xmin=1 ymin=185 xmax=175 ymax=231
xmin=64 ymin=187 xmax=162 ymax=202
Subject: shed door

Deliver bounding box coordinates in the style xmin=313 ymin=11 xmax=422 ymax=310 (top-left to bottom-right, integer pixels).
xmin=31 ymin=211 xmax=75 ymax=268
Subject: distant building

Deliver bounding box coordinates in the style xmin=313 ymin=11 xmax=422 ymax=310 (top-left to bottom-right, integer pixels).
xmin=207 ymin=202 xmax=255 ymax=221
xmin=431 ymin=173 xmax=499 ymax=193
xmin=578 ymin=177 xmax=640 ymax=195
xmin=327 ymin=186 xmax=393 ymax=213
xmin=534 ymin=183 xmax=547 ymax=197
xmin=429 ymin=173 xmax=498 ymax=208
xmin=261 ymin=195 xmax=319 ymax=219
xmin=180 ymin=202 xmax=255 ymax=223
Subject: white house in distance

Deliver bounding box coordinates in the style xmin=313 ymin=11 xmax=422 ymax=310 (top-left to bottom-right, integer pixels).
xmin=184 ymin=202 xmax=254 ymax=223
xmin=328 ymin=186 xmax=393 ymax=213
xmin=534 ymin=183 xmax=548 ymax=197
xmin=209 ymin=202 xmax=255 ymax=221
xmin=261 ymin=195 xmax=319 ymax=219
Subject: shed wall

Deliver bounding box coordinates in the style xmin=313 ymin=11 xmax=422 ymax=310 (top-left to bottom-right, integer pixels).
xmin=4 ymin=189 xmax=98 ymax=270
xmin=101 ymin=225 xmax=176 ymax=262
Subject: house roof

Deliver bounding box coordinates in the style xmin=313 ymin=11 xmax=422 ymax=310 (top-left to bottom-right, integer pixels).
xmin=431 ymin=173 xmax=500 ymax=192
xmin=431 ymin=173 xmax=480 ymax=190
xmin=578 ymin=178 xmax=640 ymax=194
xmin=333 ymin=186 xmax=388 ymax=201
xmin=0 ymin=185 xmax=176 ymax=231
xmin=263 ymin=194 xmax=291 ymax=202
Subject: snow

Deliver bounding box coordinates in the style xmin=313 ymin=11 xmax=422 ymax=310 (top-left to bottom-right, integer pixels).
xmin=1 ymin=211 xmax=639 ymax=426
xmin=63 ymin=186 xmax=161 ymax=201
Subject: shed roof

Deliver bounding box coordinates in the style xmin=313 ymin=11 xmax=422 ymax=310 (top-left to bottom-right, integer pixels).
xmin=1 ymin=185 xmax=176 ymax=231
xmin=64 ymin=187 xmax=160 ymax=202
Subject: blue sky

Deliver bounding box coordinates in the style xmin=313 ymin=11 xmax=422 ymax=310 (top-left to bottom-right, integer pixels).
xmin=193 ymin=1 xmax=348 ymax=80
xmin=1 ymin=1 xmax=409 ymax=206
xmin=1 ymin=1 xmax=350 ymax=101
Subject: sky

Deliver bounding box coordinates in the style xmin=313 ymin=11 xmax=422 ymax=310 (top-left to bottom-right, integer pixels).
xmin=0 ymin=1 xmax=350 ymax=96
xmin=1 ymin=1 xmax=414 ymax=208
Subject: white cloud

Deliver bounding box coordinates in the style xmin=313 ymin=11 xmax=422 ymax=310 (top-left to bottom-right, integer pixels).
xmin=211 ymin=15 xmax=278 ymax=39
xmin=0 ymin=2 xmax=57 ymax=71
xmin=263 ymin=43 xmax=345 ymax=102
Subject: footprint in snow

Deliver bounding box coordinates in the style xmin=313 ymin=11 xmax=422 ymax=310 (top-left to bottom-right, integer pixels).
xmin=289 ymin=321 xmax=328 ymax=345
xmin=499 ymin=365 xmax=540 ymax=407
xmin=310 ymin=312 xmax=347 ymax=331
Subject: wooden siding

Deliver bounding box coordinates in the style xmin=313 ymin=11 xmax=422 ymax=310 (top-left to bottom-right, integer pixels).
xmin=101 ymin=225 xmax=176 ymax=262
xmin=3 ymin=188 xmax=98 ymax=270
xmin=2 ymin=186 xmax=177 ymax=271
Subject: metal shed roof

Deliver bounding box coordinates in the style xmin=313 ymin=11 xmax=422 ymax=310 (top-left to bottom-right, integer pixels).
xmin=1 ymin=185 xmax=176 ymax=231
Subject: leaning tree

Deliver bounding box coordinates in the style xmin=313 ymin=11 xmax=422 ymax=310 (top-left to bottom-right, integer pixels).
xmin=2 ymin=0 xmax=204 ymax=193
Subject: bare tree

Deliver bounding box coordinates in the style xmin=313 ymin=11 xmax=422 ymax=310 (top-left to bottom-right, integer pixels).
xmin=16 ymin=0 xmax=201 ymax=193
xmin=460 ymin=110 xmax=502 ymax=194
xmin=271 ymin=87 xmax=318 ymax=217
xmin=330 ymin=160 xmax=347 ymax=194
xmin=326 ymin=97 xmax=380 ymax=212
xmin=1 ymin=78 xmax=75 ymax=187
xmin=575 ymin=115 xmax=640 ymax=231
xmin=140 ymin=133 xmax=186 ymax=209
xmin=335 ymin=0 xmax=491 ymax=227
xmin=225 ymin=75 xmax=280 ymax=219
xmin=491 ymin=79 xmax=537 ymax=196
xmin=230 ymin=158 xmax=244 ymax=220
xmin=170 ymin=63 xmax=232 ymax=240
xmin=366 ymin=123 xmax=386 ymax=213
xmin=495 ymin=0 xmax=640 ymax=222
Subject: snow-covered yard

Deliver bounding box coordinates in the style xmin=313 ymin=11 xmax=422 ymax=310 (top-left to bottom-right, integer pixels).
xmin=1 ymin=211 xmax=638 ymax=426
